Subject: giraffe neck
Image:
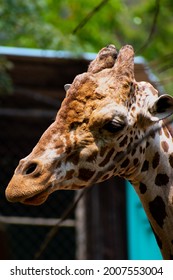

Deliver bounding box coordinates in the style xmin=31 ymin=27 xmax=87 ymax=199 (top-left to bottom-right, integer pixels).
xmin=129 ymin=122 xmax=173 ymax=260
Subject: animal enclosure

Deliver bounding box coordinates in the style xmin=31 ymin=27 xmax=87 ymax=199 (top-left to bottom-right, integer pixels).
xmin=0 ymin=47 xmax=161 ymax=259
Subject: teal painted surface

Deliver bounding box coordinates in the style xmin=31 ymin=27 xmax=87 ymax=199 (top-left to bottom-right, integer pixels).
xmin=126 ymin=181 xmax=162 ymax=260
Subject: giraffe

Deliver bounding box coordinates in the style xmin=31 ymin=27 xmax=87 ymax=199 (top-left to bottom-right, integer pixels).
xmin=5 ymin=44 xmax=173 ymax=259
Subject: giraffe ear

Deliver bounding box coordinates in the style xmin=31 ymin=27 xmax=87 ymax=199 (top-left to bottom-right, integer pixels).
xmin=150 ymin=94 xmax=173 ymax=121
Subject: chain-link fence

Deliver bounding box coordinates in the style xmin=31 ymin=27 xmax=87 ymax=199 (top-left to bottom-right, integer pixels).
xmin=0 ymin=112 xmax=76 ymax=260
xmin=0 ymin=50 xmax=128 ymax=260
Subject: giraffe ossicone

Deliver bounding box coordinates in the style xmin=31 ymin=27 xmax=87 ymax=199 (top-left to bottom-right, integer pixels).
xmin=64 ymin=84 xmax=71 ymax=91
xmin=5 ymin=45 xmax=173 ymax=259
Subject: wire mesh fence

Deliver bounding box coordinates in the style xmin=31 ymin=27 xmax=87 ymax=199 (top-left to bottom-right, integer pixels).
xmin=0 ymin=51 xmax=128 ymax=260
xmin=0 ymin=113 xmax=76 ymax=260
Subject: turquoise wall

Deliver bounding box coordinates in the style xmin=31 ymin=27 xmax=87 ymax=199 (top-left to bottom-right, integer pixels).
xmin=126 ymin=181 xmax=162 ymax=260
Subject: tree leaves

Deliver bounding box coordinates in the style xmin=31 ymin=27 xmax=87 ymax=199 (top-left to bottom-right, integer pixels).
xmin=0 ymin=0 xmax=173 ymax=94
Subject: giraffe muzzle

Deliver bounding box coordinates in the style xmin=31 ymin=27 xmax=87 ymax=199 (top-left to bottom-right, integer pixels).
xmin=5 ymin=159 xmax=53 ymax=205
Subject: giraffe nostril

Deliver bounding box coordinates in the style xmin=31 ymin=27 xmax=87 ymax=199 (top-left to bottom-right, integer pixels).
xmin=24 ymin=163 xmax=38 ymax=175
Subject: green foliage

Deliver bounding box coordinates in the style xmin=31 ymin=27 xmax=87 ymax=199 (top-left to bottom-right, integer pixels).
xmin=0 ymin=0 xmax=172 ymax=54
xmin=0 ymin=0 xmax=173 ymax=93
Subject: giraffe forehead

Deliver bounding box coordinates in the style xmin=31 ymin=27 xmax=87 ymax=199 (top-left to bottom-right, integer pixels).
xmin=56 ymin=80 xmax=159 ymax=140
xmin=58 ymin=82 xmax=131 ymax=129
xmin=58 ymin=55 xmax=136 ymax=125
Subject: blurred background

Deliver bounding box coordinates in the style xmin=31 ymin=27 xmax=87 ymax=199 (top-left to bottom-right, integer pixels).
xmin=0 ymin=0 xmax=172 ymax=260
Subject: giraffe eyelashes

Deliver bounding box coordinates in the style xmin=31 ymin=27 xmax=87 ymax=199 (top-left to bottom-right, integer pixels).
xmin=102 ymin=120 xmax=125 ymax=133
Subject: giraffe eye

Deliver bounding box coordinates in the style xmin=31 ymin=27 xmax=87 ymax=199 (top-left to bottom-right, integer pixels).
xmin=103 ymin=120 xmax=125 ymax=133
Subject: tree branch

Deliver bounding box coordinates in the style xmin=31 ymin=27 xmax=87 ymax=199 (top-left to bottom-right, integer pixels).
xmin=72 ymin=0 xmax=110 ymax=34
xmin=137 ymin=0 xmax=160 ymax=54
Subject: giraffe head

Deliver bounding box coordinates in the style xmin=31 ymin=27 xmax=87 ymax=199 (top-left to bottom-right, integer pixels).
xmin=6 ymin=45 xmax=173 ymax=205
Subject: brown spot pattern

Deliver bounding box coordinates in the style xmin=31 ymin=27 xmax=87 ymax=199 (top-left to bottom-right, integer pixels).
xmin=152 ymin=152 xmax=160 ymax=169
xmin=141 ymin=160 xmax=149 ymax=172
xmin=78 ymin=168 xmax=95 ymax=181
xmin=149 ymin=196 xmax=167 ymax=228
xmin=119 ymin=135 xmax=128 ymax=147
xmin=66 ymin=170 xmax=75 ymax=180
xmin=121 ymin=158 xmax=130 ymax=169
xmin=113 ymin=151 xmax=124 ymax=162
xmin=155 ymin=173 xmax=169 ymax=186
xmin=135 ymin=135 xmax=138 ymax=140
xmin=161 ymin=141 xmax=169 ymax=153
xmin=101 ymin=174 xmax=110 ymax=181
xmin=66 ymin=152 xmax=80 ymax=165
xmin=99 ymin=148 xmax=115 ymax=167
xmin=133 ymin=158 xmax=139 ymax=166
xmin=131 ymin=148 xmax=136 ymax=156
xmin=139 ymin=182 xmax=147 ymax=194
xmin=150 ymin=130 xmax=155 ymax=139
xmin=146 ymin=141 xmax=150 ymax=148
